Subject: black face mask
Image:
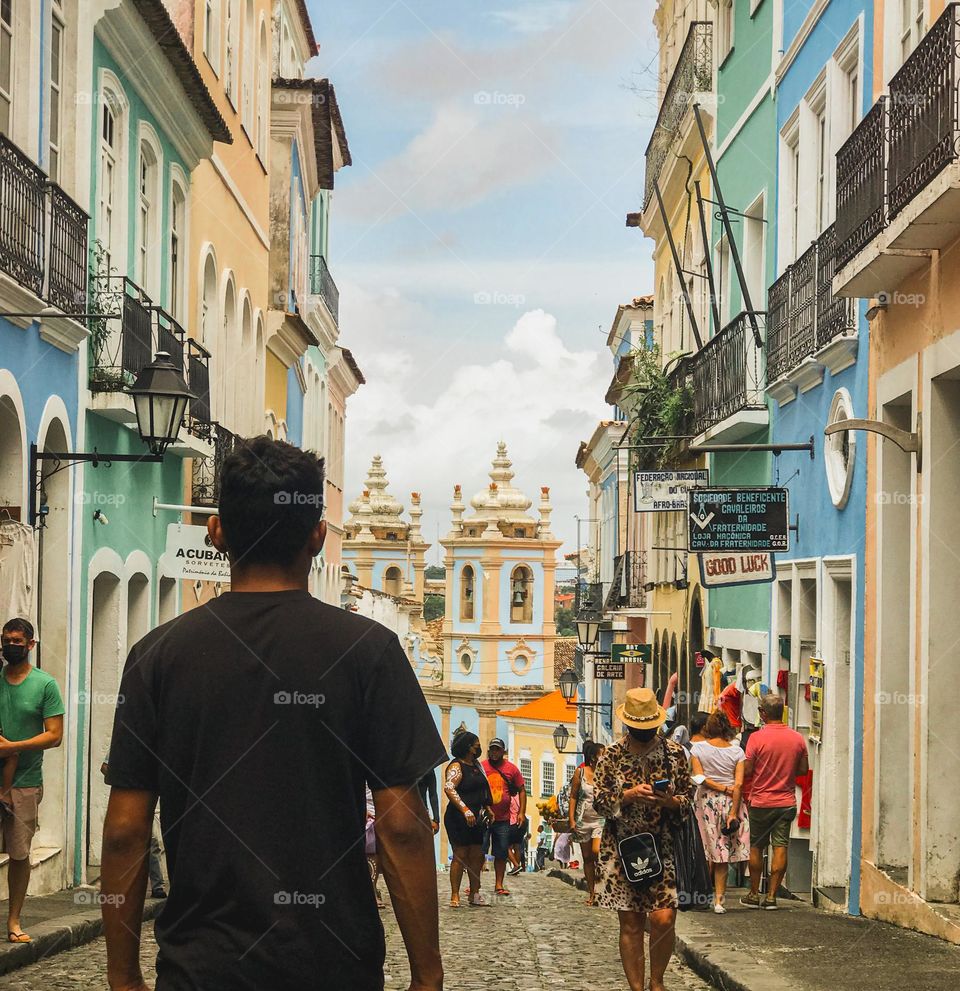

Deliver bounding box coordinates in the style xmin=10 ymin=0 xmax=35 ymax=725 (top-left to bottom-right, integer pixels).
xmin=1 ymin=644 xmax=27 ymax=665
xmin=628 ymin=726 xmax=658 ymax=743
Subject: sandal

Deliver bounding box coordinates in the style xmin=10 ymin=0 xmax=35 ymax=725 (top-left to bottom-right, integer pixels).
xmin=468 ymin=892 xmax=489 ymax=907
xmin=494 ymin=886 xmax=510 ymax=896
xmin=7 ymin=931 xmax=30 ymax=943
xmin=449 ymin=895 xmax=460 ymax=908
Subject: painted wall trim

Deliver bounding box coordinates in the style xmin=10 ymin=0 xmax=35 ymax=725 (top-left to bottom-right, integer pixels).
xmin=210 ymin=152 xmax=271 ymax=250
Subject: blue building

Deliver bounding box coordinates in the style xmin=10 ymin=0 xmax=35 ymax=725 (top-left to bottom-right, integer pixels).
xmin=763 ymin=0 xmax=872 ymax=912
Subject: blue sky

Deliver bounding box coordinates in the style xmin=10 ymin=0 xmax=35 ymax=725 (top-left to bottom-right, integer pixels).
xmin=307 ymin=0 xmax=658 ymax=559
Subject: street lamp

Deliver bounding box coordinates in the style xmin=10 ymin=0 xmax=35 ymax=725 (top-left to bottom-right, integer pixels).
xmin=576 ymin=616 xmax=600 ymax=649
xmin=128 ymin=352 xmax=196 ymax=456
xmin=29 ymin=351 xmax=195 ymax=525
xmin=559 ymin=667 xmax=580 ymax=704
xmin=553 ymin=723 xmax=571 ymax=752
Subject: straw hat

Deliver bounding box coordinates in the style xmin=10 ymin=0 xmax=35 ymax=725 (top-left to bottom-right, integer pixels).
xmin=616 ymin=687 xmax=667 ymax=730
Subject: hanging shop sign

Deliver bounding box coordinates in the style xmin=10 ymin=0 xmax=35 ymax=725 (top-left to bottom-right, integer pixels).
xmin=634 ymin=469 xmax=710 ymax=513
xmin=594 ymin=661 xmax=625 ymax=680
xmin=687 ymin=488 xmax=790 ymax=553
xmin=611 ymin=643 xmax=652 ymax=664
xmin=165 ymin=524 xmax=231 ymax=582
xmin=698 ymin=551 xmax=776 ymax=588
xmin=809 ymin=657 xmax=824 ymax=744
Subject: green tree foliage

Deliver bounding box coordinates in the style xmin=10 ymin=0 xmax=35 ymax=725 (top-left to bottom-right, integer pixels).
xmin=555 ymin=606 xmax=576 ymax=636
xmin=423 ymin=594 xmax=445 ymax=621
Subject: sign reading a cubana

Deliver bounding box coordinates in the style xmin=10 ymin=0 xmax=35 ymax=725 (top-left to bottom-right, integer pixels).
xmin=698 ymin=551 xmax=776 ymax=588
xmin=634 ymin=469 xmax=709 ymax=513
xmin=687 ymin=488 xmax=790 ymax=553
xmin=165 ymin=524 xmax=231 ymax=582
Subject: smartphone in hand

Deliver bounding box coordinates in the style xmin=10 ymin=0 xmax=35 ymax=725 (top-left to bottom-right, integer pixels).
xmin=652 ymin=778 xmax=670 ymax=793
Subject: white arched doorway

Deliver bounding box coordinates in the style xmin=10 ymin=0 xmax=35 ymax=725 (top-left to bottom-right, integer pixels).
xmin=86 ymin=565 xmax=123 ymax=878
xmin=0 ymin=388 xmax=25 ymax=516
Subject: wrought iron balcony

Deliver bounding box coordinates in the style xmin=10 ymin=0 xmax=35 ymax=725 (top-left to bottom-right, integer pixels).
xmin=575 ymin=580 xmax=604 ymax=616
xmin=89 ymin=277 xmax=154 ymax=392
xmin=643 ymin=21 xmax=713 ymax=209
xmin=887 ymin=5 xmax=960 ymax=220
xmin=765 ymin=224 xmax=857 ymax=383
xmin=191 ymin=423 xmax=239 ymax=508
xmin=688 ymin=311 xmax=766 ymax=437
xmin=309 ymin=253 xmax=339 ymax=325
xmin=153 ymin=307 xmax=186 ymax=373
xmin=0 ymin=133 xmax=88 ymax=312
xmin=186 ymin=339 xmax=212 ymax=438
xmin=605 ymin=551 xmax=647 ymax=611
xmin=835 ymin=4 xmax=960 ymax=273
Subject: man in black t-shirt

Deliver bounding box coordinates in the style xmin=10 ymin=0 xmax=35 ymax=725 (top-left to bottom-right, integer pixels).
xmin=101 ymin=437 xmax=447 ymax=991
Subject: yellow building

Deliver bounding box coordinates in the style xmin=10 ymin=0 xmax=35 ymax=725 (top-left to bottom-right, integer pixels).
xmin=497 ymin=691 xmax=578 ymax=846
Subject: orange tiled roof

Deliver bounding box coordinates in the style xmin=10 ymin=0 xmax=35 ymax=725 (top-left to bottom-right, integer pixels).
xmin=498 ymin=690 xmax=577 ymax=724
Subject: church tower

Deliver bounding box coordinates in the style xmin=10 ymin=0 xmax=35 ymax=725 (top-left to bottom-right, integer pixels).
xmin=433 ymin=442 xmax=562 ymax=746
xmin=343 ymin=456 xmax=430 ymax=602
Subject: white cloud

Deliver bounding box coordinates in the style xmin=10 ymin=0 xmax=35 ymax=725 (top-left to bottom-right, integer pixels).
xmin=489 ymin=3 xmax=577 ymax=35
xmin=344 ymin=308 xmax=611 ymax=555
xmin=341 ymin=102 xmax=558 ymax=221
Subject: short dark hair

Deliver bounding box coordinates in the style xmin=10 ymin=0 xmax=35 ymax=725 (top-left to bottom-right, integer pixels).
xmin=2 ymin=618 xmax=34 ymax=640
xmin=689 ymin=711 xmax=709 ymax=737
xmin=218 ymin=435 xmax=325 ymax=568
xmin=450 ymin=730 xmax=479 ymax=760
xmin=582 ymin=740 xmax=604 ymax=766
xmin=761 ymin=694 xmax=785 ymax=721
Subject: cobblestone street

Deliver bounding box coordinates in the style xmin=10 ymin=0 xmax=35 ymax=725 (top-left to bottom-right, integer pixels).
xmin=0 ymin=872 xmax=715 ymax=990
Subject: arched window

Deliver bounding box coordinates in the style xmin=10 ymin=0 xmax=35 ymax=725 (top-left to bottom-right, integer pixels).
xmin=136 ymin=134 xmax=160 ymax=295
xmin=0 ymin=0 xmax=13 ymax=135
xmin=204 ymin=0 xmax=221 ymax=74
xmin=460 ymin=565 xmax=475 ymax=621
xmin=224 ymin=0 xmax=237 ymax=105
xmin=242 ymin=0 xmax=254 ymax=132
xmin=169 ymin=177 xmax=187 ymax=319
xmin=97 ymin=87 xmax=125 ymax=273
xmin=239 ymin=294 xmax=253 ymax=434
xmin=384 ymin=566 xmax=403 ymax=597
xmin=256 ymin=19 xmax=268 ymax=160
xmin=510 ymin=565 xmax=533 ymax=624
xmin=200 ymin=251 xmax=217 ymax=348
xmin=221 ymin=275 xmax=237 ymax=425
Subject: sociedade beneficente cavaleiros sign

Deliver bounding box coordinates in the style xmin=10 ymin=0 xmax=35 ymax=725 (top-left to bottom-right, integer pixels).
xmin=687 ymin=488 xmax=790 ymax=553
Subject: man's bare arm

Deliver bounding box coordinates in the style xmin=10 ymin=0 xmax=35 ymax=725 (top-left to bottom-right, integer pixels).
xmin=0 ymin=715 xmax=64 ymax=757
xmin=374 ymin=783 xmax=443 ymax=991
xmin=101 ymin=787 xmax=155 ymax=991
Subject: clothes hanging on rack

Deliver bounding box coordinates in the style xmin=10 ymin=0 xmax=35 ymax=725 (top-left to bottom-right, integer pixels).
xmin=0 ymin=521 xmax=36 ymax=624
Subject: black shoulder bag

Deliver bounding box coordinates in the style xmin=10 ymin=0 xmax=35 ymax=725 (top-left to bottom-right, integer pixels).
xmin=614 ymin=818 xmax=664 ymax=890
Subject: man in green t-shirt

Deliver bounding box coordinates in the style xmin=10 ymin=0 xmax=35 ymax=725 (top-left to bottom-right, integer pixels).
xmin=0 ymin=618 xmax=65 ymax=943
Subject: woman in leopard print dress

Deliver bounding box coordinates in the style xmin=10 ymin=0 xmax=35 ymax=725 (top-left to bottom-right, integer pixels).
xmin=593 ymin=688 xmax=693 ymax=991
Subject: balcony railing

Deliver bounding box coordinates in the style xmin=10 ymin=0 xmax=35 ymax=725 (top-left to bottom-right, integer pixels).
xmin=836 ymin=98 xmax=887 ymax=269
xmin=765 ymin=224 xmax=857 ymax=382
xmin=888 ymin=5 xmax=960 ymax=220
xmin=575 ymin=581 xmax=604 ymax=616
xmin=309 ymin=254 xmax=339 ymax=325
xmin=89 ymin=277 xmax=153 ymax=392
xmin=0 ymin=133 xmax=88 ymax=313
xmin=153 ymin=307 xmax=186 ymax=372
xmin=186 ymin=339 xmax=212 ymax=437
xmin=192 ymin=423 xmax=238 ymax=508
xmin=689 ymin=311 xmax=765 ymax=436
xmin=605 ymin=551 xmax=647 ymax=611
xmin=643 ymin=21 xmax=713 ymax=209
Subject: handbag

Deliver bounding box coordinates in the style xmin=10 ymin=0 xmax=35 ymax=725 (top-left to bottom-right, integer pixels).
xmin=615 ymin=821 xmax=664 ymax=890
xmin=673 ymin=812 xmax=711 ymax=911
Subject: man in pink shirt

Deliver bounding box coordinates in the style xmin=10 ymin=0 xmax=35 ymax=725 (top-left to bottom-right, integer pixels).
xmin=741 ymin=694 xmax=808 ymax=910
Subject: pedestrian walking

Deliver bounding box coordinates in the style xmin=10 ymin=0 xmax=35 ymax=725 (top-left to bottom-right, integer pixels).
xmin=688 ymin=711 xmax=709 ymax=744
xmin=365 ymin=785 xmax=385 ymax=909
xmin=443 ymin=730 xmax=493 ymax=907
xmin=100 ymin=437 xmax=447 ymax=991
xmin=481 ymin=737 xmax=526 ymax=896
xmin=593 ymin=687 xmax=693 ymax=991
xmin=741 ymin=694 xmax=809 ymax=910
xmin=418 ymin=767 xmax=441 ymax=835
xmin=0 ymin=617 xmax=65 ymax=944
xmin=689 ymin=712 xmax=749 ymax=913
xmin=506 ymin=793 xmax=528 ymax=875
xmin=533 ymin=824 xmax=550 ymax=871
xmin=570 ymin=740 xmax=605 ymax=905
